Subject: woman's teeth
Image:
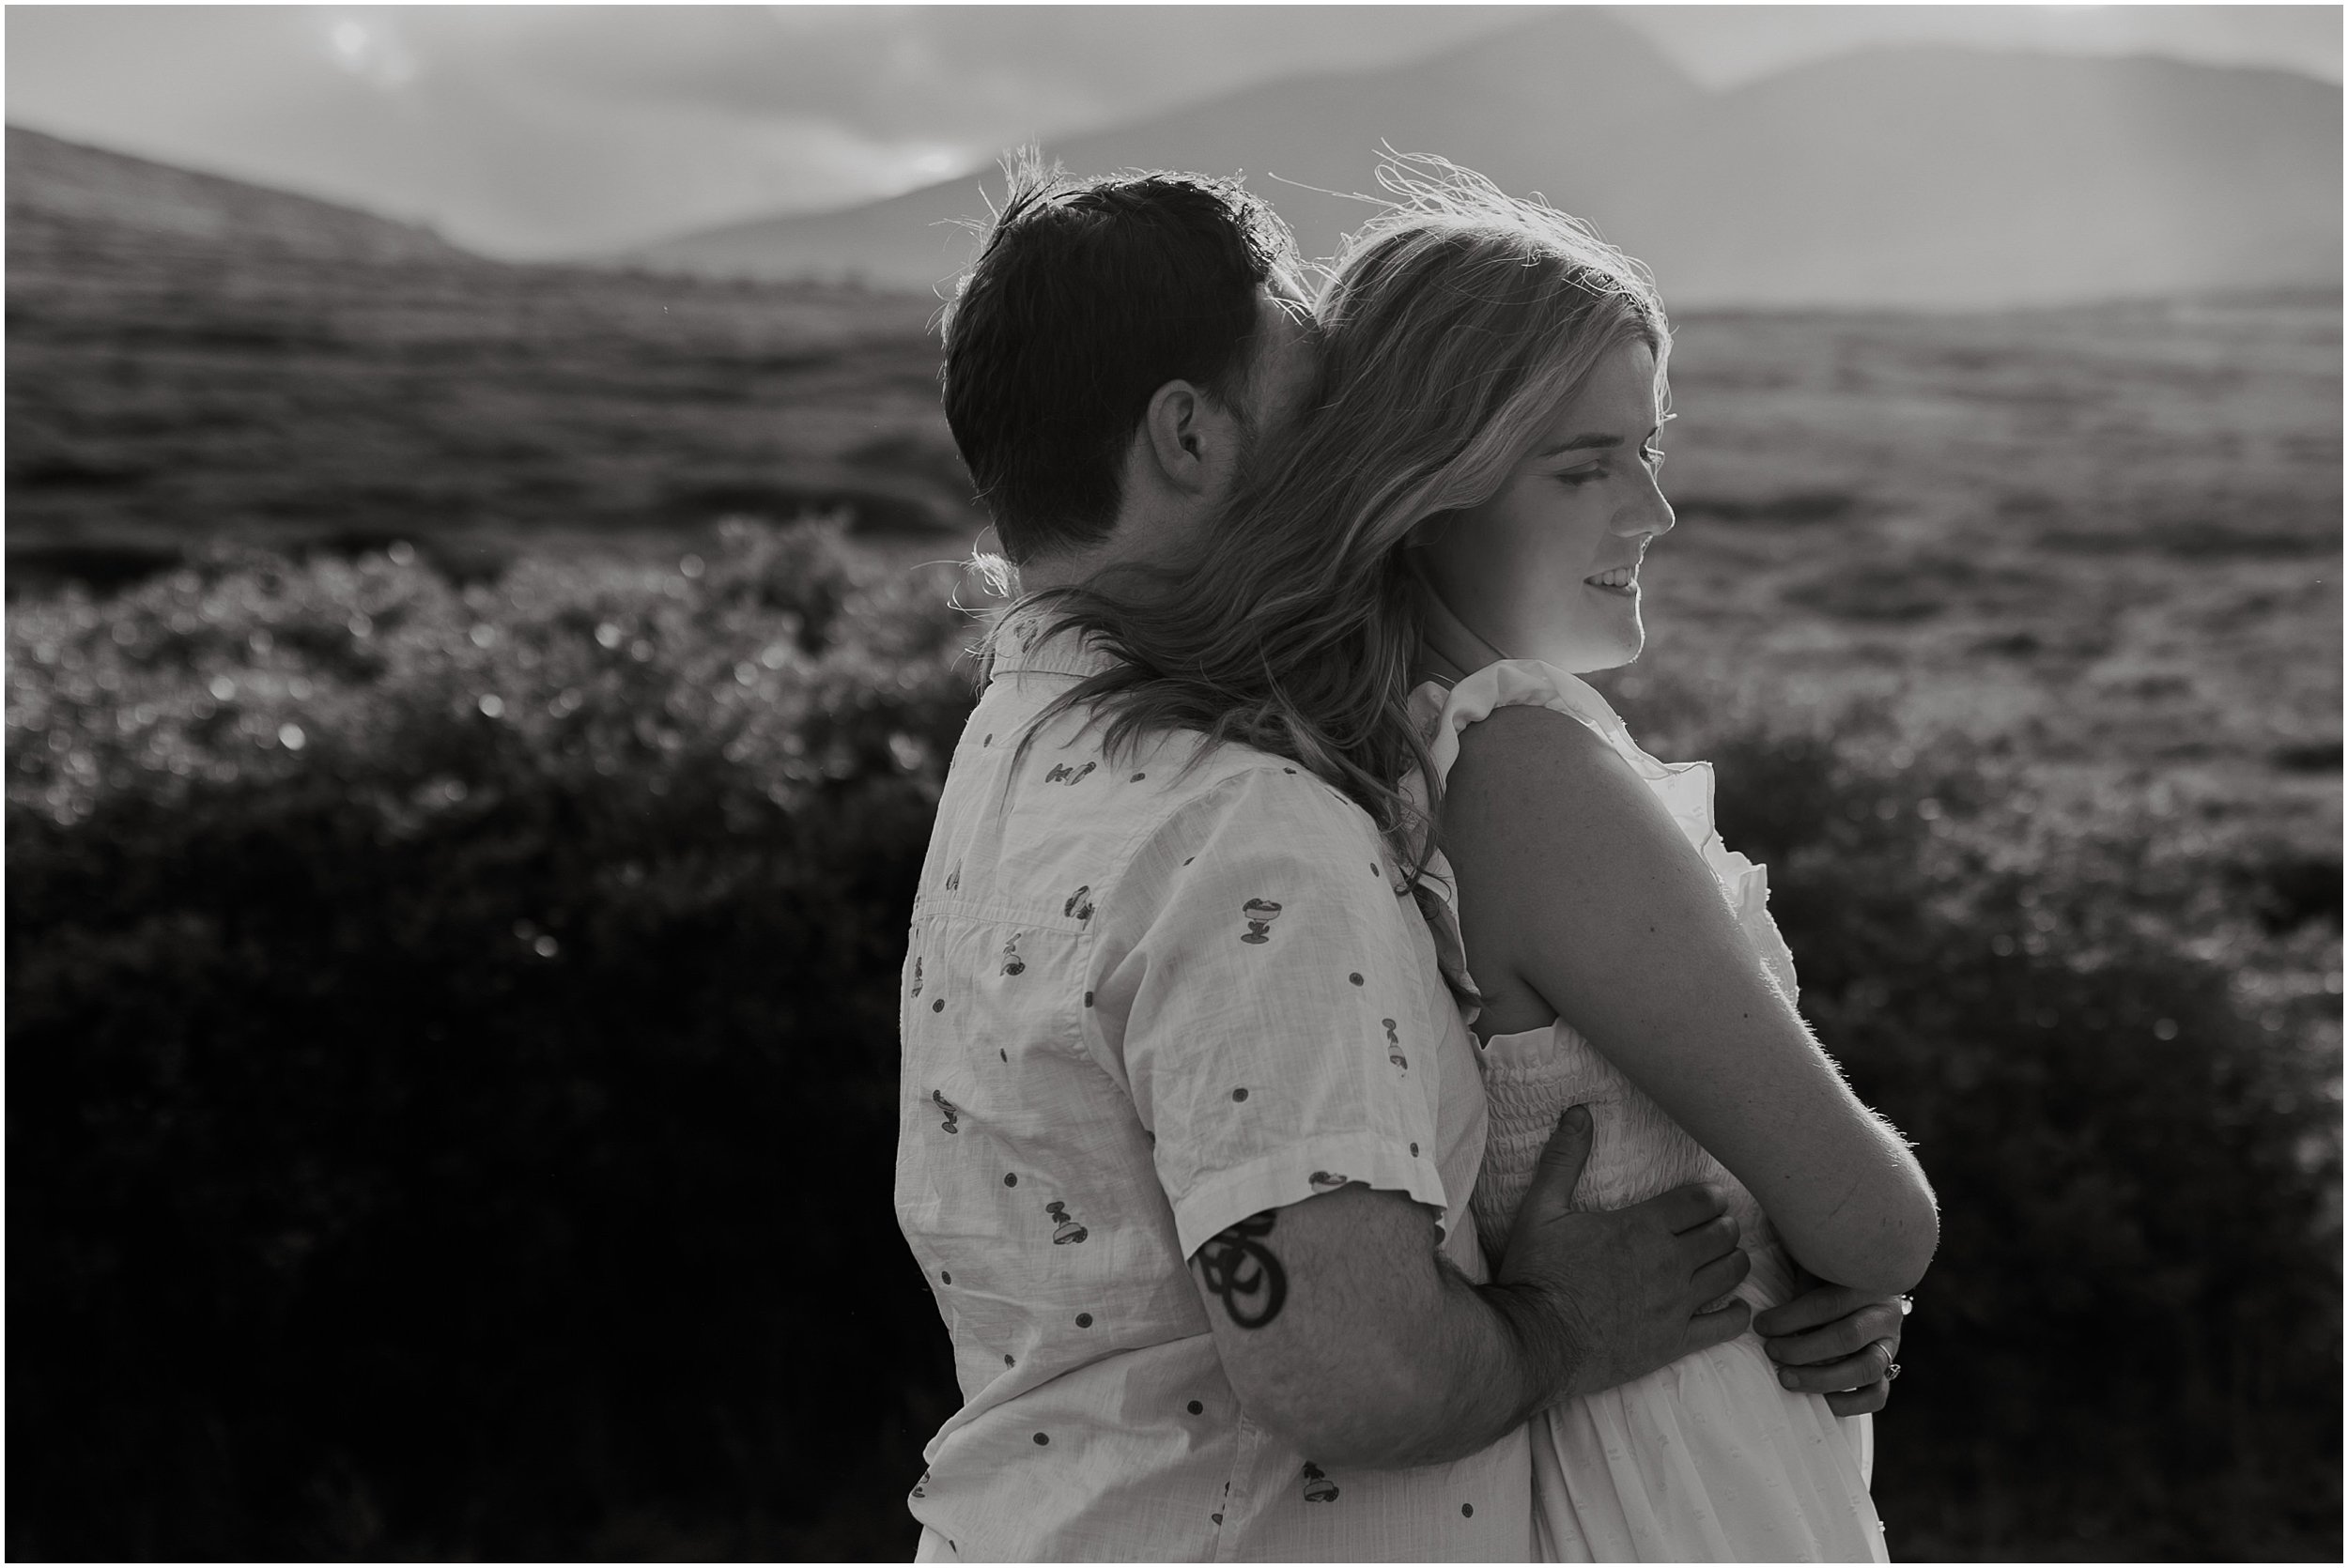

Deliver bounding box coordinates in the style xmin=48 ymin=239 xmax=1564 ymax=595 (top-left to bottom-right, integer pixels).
xmin=1585 ymin=566 xmax=1636 ymax=590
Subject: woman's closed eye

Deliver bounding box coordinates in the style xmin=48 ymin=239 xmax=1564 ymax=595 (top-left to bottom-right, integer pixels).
xmin=1554 ymin=446 xmax=1662 ymax=486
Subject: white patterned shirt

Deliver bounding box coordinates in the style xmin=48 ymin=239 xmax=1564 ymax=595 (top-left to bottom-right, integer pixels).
xmin=894 ymin=610 xmax=1532 ymax=1561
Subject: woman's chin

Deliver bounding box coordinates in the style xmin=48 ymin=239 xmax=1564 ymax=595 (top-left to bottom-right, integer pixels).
xmin=1562 ymin=624 xmax=1645 ymax=675
xmin=1550 ymin=644 xmax=1640 ymax=677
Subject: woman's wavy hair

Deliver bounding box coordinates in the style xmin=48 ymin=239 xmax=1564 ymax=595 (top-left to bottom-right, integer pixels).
xmin=994 ymin=157 xmax=1670 ymax=951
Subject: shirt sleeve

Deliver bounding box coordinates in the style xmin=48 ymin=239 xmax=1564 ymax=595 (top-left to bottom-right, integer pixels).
xmin=1084 ymin=763 xmax=1451 ymax=1259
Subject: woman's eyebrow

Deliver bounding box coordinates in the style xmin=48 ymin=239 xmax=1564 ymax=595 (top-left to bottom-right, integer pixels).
xmin=1534 ymin=432 xmax=1624 ymax=458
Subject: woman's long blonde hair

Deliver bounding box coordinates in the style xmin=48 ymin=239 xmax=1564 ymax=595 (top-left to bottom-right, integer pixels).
xmin=1005 ymin=158 xmax=1670 ymax=934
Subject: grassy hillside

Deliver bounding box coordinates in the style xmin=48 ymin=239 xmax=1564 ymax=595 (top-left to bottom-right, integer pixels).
xmin=1626 ymin=295 xmax=2341 ymax=960
xmin=7 ymin=201 xmax=978 ymax=593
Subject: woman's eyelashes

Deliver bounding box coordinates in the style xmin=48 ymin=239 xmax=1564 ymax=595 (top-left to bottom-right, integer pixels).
xmin=1553 ymin=445 xmax=1663 ymax=486
xmin=1551 ymin=425 xmax=1667 ymax=486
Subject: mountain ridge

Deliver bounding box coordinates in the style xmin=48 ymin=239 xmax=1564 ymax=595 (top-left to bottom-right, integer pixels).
xmin=7 ymin=124 xmax=474 ymax=267
xmin=626 ymin=26 xmax=2342 ymax=309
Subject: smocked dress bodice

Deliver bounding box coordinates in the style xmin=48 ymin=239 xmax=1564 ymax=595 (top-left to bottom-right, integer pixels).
xmin=1472 ymin=1025 xmax=1798 ymax=1312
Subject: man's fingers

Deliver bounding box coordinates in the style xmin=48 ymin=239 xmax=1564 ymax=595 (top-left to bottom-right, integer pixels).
xmin=1675 ymin=1213 xmax=1741 ymax=1268
xmin=1689 ymin=1246 xmax=1752 ymax=1303
xmin=1531 ymin=1103 xmax=1587 ymax=1174
xmin=1762 ymin=1304 xmax=1901 ymax=1367
xmin=1682 ymin=1297 xmax=1752 ymax=1355
xmin=1523 ymin=1105 xmax=1594 ymax=1205
xmin=1753 ymin=1283 xmax=1868 ymax=1338
xmin=1824 ymin=1380 xmax=1890 ymax=1418
xmin=1647 ymin=1180 xmax=1731 ymax=1234
xmin=1775 ymin=1339 xmax=1894 ymax=1393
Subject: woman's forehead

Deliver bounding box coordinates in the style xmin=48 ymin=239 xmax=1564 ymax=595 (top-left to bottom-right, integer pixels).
xmin=1543 ymin=342 xmax=1663 ymax=435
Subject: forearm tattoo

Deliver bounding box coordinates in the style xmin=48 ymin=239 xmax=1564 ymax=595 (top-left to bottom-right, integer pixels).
xmin=1197 ymin=1210 xmax=1288 ymax=1330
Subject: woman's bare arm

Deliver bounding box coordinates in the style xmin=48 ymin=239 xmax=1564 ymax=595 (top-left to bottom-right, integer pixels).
xmin=1440 ymin=704 xmax=1939 ymax=1296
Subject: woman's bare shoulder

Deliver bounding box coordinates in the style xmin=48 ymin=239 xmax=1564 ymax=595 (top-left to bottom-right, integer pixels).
xmin=1445 ymin=700 xmax=1651 ymax=826
xmin=1440 ymin=699 xmax=1703 ymax=941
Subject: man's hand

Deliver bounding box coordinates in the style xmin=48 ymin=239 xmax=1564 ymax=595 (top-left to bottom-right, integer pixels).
xmin=1185 ymin=1105 xmax=1753 ymax=1468
xmin=1494 ymin=1105 xmax=1753 ymax=1404
xmin=1753 ymin=1276 xmax=1908 ymax=1417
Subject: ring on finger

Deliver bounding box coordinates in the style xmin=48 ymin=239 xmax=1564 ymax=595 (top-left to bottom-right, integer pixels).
xmin=1869 ymin=1336 xmax=1897 ymax=1376
xmin=1885 ymin=1360 xmax=1901 ymax=1381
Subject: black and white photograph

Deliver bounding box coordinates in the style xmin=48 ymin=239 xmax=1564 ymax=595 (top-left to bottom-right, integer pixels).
xmin=6 ymin=4 xmax=2340 ymax=1561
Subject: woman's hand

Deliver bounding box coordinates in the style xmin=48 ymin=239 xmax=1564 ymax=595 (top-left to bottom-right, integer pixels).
xmin=1753 ymin=1278 xmax=1908 ymax=1417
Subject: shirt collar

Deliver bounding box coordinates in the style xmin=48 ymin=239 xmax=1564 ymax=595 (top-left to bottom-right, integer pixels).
xmin=988 ymin=599 xmax=1123 ymax=682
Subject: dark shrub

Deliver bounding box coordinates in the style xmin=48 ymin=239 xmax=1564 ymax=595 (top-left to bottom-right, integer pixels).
xmin=1699 ymin=726 xmax=2341 ymax=1560
xmin=8 ymin=519 xmax=976 ymax=1559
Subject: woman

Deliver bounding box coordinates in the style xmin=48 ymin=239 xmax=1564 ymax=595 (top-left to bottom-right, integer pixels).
xmin=1022 ymin=158 xmax=1938 ymax=1560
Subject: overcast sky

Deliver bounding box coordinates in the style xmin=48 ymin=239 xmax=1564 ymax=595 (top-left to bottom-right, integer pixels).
xmin=7 ymin=5 xmax=2340 ymax=259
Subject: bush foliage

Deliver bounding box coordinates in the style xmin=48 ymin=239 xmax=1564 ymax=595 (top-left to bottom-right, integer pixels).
xmin=1696 ymin=724 xmax=2340 ymax=1558
xmin=8 ymin=521 xmax=2338 ymax=1559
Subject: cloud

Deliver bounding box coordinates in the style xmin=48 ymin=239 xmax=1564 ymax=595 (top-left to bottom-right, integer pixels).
xmin=1614 ymin=3 xmax=2342 ymax=89
xmin=326 ymin=15 xmax=418 ymax=89
xmin=5 ymin=5 xmax=1528 ymax=254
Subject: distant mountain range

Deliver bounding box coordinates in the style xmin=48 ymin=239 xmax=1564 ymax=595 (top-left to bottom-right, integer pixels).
xmin=626 ymin=10 xmax=2342 ymax=309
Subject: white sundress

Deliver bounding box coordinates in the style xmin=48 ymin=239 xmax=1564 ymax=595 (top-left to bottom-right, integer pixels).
xmin=1410 ymin=660 xmax=1889 ymax=1564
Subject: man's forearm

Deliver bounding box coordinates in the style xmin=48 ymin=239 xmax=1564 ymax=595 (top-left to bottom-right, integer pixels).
xmin=1202 ymin=1129 xmax=1749 ymax=1472
xmin=1297 ymin=1259 xmax=1581 ymax=1470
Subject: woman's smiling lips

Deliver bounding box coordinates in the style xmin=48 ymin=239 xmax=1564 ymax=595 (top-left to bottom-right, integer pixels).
xmin=1584 ymin=563 xmax=1640 ymax=595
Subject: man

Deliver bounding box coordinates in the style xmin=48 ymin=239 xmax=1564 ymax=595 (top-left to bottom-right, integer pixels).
xmin=896 ymin=159 xmax=1907 ymax=1561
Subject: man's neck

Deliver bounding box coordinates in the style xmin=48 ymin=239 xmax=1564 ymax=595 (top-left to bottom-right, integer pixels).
xmin=1007 ymin=553 xmax=1089 ymax=596
xmin=1014 ymin=508 xmax=1194 ymax=598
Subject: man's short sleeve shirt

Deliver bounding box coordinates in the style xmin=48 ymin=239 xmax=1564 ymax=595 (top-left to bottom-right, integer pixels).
xmin=895 ymin=613 xmax=1530 ymax=1561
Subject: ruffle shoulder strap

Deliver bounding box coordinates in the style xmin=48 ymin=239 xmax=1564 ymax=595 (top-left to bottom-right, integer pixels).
xmin=1407 ymin=661 xmax=1800 ymax=1002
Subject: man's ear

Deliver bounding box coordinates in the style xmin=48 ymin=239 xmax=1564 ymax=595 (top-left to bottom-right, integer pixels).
xmin=1137 ymin=378 xmax=1231 ymax=498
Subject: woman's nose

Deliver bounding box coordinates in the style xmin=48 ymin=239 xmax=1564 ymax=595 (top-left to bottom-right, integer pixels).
xmin=1616 ymin=471 xmax=1675 ymax=539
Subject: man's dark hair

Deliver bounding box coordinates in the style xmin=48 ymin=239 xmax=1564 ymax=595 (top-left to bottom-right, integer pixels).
xmin=940 ymin=153 xmax=1303 ymax=564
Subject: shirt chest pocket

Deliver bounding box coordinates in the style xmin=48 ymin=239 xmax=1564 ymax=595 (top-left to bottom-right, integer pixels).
xmin=905 ymin=910 xmax=1094 ymax=1090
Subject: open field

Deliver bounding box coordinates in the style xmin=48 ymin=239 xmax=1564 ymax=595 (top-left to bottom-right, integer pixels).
xmin=1647 ymin=296 xmax=2339 ymax=781
xmin=6 ymin=218 xmax=976 ymax=590
xmin=1619 ymin=298 xmax=2342 ymax=1024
